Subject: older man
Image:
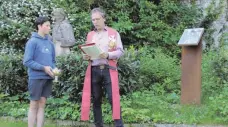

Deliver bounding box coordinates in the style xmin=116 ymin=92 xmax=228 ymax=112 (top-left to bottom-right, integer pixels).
xmin=80 ymin=8 xmax=124 ymax=127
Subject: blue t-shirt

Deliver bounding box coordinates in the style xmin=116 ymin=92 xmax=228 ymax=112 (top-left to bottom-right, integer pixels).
xmin=23 ymin=32 xmax=56 ymax=79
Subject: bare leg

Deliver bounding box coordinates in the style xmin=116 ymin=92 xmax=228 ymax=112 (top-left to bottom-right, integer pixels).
xmin=28 ymin=100 xmax=39 ymax=127
xmin=36 ymin=97 xmax=46 ymax=127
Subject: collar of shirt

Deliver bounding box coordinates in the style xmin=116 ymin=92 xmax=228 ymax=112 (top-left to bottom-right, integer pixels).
xmin=94 ymin=26 xmax=108 ymax=32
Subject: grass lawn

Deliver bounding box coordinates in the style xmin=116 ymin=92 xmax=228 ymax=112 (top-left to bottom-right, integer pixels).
xmin=0 ymin=120 xmax=56 ymax=127
xmin=0 ymin=120 xmax=91 ymax=127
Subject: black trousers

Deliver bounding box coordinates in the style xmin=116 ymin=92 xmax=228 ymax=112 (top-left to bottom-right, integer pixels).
xmin=91 ymin=66 xmax=124 ymax=127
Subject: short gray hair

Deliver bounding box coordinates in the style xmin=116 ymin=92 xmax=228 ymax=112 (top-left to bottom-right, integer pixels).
xmin=91 ymin=8 xmax=106 ymax=18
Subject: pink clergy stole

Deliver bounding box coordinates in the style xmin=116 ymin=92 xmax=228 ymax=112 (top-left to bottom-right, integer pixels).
xmin=80 ymin=27 xmax=121 ymax=120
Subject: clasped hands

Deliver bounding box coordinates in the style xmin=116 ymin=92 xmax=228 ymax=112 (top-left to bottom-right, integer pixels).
xmin=43 ymin=66 xmax=61 ymax=78
xmin=82 ymin=52 xmax=109 ymax=60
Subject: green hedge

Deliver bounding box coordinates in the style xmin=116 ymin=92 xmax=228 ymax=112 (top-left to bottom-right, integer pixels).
xmin=0 ymin=47 xmax=146 ymax=102
xmin=0 ymin=46 xmax=223 ymax=102
xmin=0 ymin=0 xmax=200 ymax=51
xmin=0 ymin=46 xmax=184 ymax=101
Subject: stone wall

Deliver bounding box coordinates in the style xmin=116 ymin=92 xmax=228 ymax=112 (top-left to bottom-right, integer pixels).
xmin=184 ymin=0 xmax=228 ymax=48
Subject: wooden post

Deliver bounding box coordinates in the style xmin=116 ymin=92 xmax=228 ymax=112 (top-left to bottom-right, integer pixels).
xmin=180 ymin=40 xmax=202 ymax=104
xmin=178 ymin=28 xmax=204 ymax=105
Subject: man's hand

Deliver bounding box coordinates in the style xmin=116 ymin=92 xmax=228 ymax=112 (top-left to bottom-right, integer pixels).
xmin=82 ymin=54 xmax=91 ymax=60
xmin=99 ymin=52 xmax=109 ymax=59
xmin=43 ymin=66 xmax=54 ymax=78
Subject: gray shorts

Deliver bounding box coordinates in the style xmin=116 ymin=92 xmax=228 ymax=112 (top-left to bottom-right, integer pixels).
xmin=28 ymin=79 xmax=53 ymax=101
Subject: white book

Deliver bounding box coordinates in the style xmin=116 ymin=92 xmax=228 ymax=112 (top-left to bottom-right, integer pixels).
xmin=79 ymin=43 xmax=103 ymax=60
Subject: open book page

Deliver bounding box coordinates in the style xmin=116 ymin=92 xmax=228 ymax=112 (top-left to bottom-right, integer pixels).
xmin=81 ymin=44 xmax=103 ymax=60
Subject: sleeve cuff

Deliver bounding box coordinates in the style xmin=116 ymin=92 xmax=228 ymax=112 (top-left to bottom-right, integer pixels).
xmin=38 ymin=65 xmax=45 ymax=71
xmin=108 ymin=52 xmax=117 ymax=59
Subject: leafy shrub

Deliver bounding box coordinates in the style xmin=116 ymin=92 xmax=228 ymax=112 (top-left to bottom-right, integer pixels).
xmin=213 ymin=33 xmax=228 ymax=83
xmin=208 ymin=84 xmax=228 ymax=123
xmin=203 ymin=33 xmax=228 ymax=99
xmin=140 ymin=47 xmax=181 ymax=93
xmin=0 ymin=54 xmax=27 ymax=95
xmin=201 ymin=50 xmax=220 ymax=98
xmin=53 ymin=52 xmax=87 ymax=102
xmin=118 ymin=46 xmax=149 ymax=94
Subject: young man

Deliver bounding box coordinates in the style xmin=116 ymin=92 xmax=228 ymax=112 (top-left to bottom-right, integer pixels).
xmin=80 ymin=8 xmax=124 ymax=127
xmin=23 ymin=16 xmax=55 ymax=127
